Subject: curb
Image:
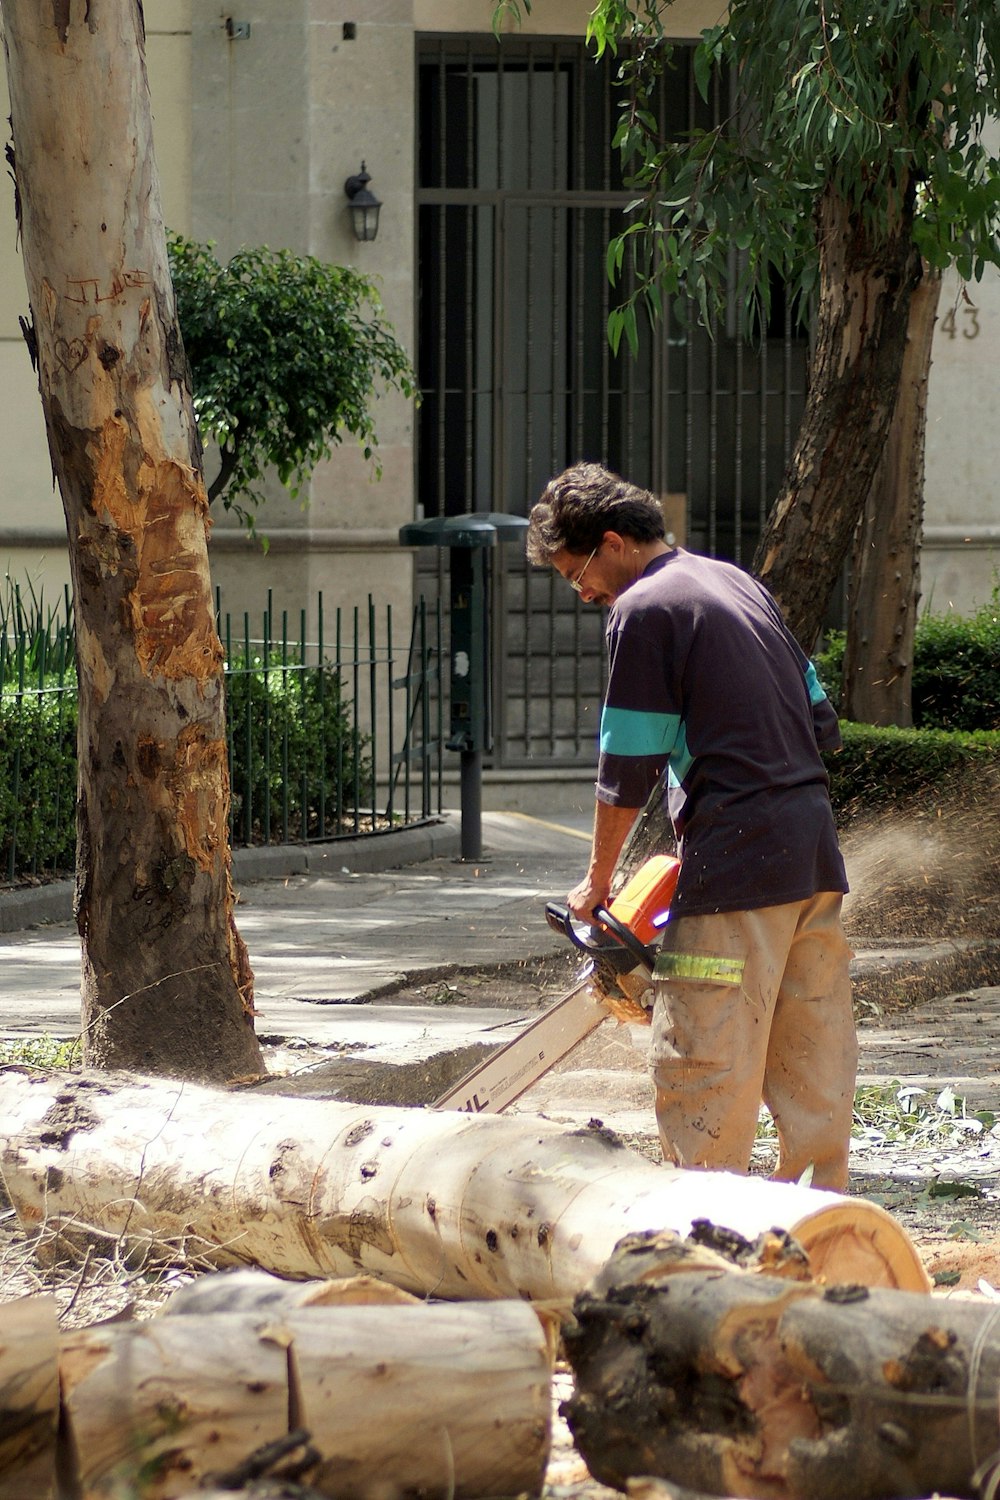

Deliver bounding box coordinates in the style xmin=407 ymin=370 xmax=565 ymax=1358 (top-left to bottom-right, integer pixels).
xmin=0 ymin=816 xmax=461 ymax=934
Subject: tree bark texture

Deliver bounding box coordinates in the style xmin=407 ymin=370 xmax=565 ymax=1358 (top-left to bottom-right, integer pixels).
xmin=0 ymin=1293 xmax=59 ymax=1500
xmin=0 ymin=1071 xmax=929 ymax=1302
xmin=0 ymin=2 xmax=262 ymax=1081
xmin=844 ymin=267 xmax=942 ymax=726
xmin=564 ymin=1232 xmax=1000 ymax=1500
xmin=754 ymin=187 xmax=923 ymax=652
xmin=0 ymin=1285 xmax=553 ymax=1500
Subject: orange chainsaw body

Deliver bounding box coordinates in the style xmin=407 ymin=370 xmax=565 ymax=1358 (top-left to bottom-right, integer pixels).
xmin=604 ymin=854 xmax=681 ymax=944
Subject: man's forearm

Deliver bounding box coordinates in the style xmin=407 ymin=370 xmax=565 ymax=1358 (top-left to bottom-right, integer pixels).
xmin=566 ymin=800 xmax=642 ymax=920
xmin=588 ymin=800 xmax=642 ymax=889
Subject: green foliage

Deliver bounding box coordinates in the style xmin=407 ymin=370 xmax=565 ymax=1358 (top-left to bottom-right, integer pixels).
xmin=513 ymin=0 xmax=1000 ymax=352
xmin=826 ymin=722 xmax=1000 ymax=817
xmin=0 ymin=576 xmax=74 ymax=687
xmin=813 ymin=629 xmax=846 ymax=709
xmin=167 ymin=236 xmax=418 ymax=523
xmin=0 ymin=583 xmax=377 ymax=878
xmin=814 ymin=586 xmax=1000 ymax=732
xmin=0 ymin=686 xmax=78 ymax=879
xmin=912 ymin=589 xmax=1000 ymax=732
xmin=225 ymin=650 xmax=373 ymax=844
xmin=758 ymin=1079 xmax=997 ymax=1153
xmin=0 ymin=1034 xmax=79 ymax=1069
xmin=0 ymin=578 xmax=78 ymax=879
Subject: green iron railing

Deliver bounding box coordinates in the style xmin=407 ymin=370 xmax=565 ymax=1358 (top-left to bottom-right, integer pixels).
xmin=1 ymin=581 xmax=443 ymax=884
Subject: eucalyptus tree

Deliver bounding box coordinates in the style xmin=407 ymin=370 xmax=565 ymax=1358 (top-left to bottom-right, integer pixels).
xmin=0 ymin=1 xmax=264 ymax=1081
xmin=500 ymin=0 xmax=1000 ymax=723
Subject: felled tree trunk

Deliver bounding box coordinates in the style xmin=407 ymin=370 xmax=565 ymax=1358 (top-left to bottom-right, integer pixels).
xmin=564 ymin=1232 xmax=999 ymax=1500
xmin=1 ymin=0 xmax=262 ymax=1082
xmin=0 ymin=1070 xmax=929 ymax=1300
xmin=60 ymin=1298 xmax=551 ymax=1500
xmin=0 ymin=1278 xmax=552 ymax=1500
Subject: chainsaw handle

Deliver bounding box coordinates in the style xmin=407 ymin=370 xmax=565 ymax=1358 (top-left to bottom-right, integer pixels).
xmin=592 ymin=904 xmax=656 ymax=974
xmin=544 ymin=900 xmax=655 ymax=975
xmin=545 ymin=902 xmax=595 ymax=952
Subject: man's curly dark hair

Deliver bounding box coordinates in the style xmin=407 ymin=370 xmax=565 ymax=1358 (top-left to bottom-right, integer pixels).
xmin=526 ymin=462 xmax=666 ymax=564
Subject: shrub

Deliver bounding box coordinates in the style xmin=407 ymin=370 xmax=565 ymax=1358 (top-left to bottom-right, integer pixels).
xmin=814 ymin=586 xmax=1000 ymax=733
xmin=826 ymin=722 xmax=1000 ymax=821
xmin=0 ymin=684 xmax=78 ymax=878
xmin=912 ymin=588 xmax=1000 ymax=731
xmin=225 ymin=650 xmax=373 ymax=844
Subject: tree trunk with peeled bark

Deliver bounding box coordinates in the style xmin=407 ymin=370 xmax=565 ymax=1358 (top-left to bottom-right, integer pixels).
xmin=754 ymin=186 xmax=923 ymax=652
xmin=0 ymin=1070 xmax=929 ymax=1301
xmin=844 ymin=267 xmax=942 ymax=726
xmin=564 ymin=1231 xmax=1000 ymax=1500
xmin=0 ymin=3 xmax=263 ymax=1081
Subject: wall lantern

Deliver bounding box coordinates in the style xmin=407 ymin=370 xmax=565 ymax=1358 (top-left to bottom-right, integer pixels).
xmin=344 ymin=161 xmax=382 ymax=242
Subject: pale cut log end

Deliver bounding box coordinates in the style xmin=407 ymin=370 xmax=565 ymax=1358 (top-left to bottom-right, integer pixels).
xmin=789 ymin=1200 xmax=931 ymax=1293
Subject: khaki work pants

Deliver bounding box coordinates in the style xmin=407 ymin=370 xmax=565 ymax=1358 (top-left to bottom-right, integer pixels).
xmin=649 ymin=893 xmax=857 ymax=1190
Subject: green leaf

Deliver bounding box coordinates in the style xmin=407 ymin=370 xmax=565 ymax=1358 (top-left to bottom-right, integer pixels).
xmin=692 ymin=42 xmax=713 ymax=104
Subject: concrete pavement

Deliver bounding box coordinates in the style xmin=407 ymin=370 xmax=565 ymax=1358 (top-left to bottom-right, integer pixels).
xmin=3 ymin=809 xmax=1000 ymax=1142
xmin=0 ymin=810 xmax=592 ymax=1059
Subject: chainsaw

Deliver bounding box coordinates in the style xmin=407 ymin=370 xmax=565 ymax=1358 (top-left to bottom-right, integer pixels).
xmin=433 ymin=854 xmax=680 ymax=1114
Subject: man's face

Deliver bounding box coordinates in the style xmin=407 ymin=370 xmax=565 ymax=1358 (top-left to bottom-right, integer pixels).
xmin=551 ymin=535 xmax=632 ymax=607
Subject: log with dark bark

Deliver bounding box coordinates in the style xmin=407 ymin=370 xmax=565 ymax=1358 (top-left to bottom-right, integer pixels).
xmin=563 ymin=1229 xmax=1000 ymax=1500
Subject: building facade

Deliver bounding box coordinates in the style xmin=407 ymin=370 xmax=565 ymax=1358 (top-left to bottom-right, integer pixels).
xmin=0 ymin=2 xmax=997 ymax=775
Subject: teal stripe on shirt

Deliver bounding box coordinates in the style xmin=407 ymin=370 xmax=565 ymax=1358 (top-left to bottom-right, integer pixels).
xmin=804 ymin=661 xmax=827 ymax=705
xmin=600 ymin=704 xmax=680 ymax=758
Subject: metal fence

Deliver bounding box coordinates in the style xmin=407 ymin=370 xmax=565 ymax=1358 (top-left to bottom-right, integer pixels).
xmin=0 ymin=587 xmax=443 ymax=885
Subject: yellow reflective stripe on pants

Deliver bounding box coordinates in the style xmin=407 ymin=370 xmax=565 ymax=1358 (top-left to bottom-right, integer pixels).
xmin=653 ymin=951 xmax=745 ymax=985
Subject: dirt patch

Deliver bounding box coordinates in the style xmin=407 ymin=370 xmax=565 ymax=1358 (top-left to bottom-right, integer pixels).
xmin=252 ymin=1039 xmax=498 ymax=1107
xmin=364 ymin=950 xmax=584 ymax=1010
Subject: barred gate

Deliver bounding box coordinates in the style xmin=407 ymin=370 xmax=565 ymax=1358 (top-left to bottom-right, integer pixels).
xmin=416 ymin=33 xmax=809 ymax=768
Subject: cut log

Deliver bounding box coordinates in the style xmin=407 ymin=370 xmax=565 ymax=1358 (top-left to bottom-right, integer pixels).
xmin=563 ymin=1231 xmax=1000 ymax=1500
xmin=0 ymin=1293 xmax=58 ymax=1499
xmin=54 ymin=1297 xmax=551 ymax=1500
xmin=158 ymin=1268 xmax=421 ymax=1317
xmin=0 ymin=1070 xmax=929 ymax=1300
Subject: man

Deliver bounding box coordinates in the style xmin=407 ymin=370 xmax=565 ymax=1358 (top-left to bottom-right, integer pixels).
xmin=526 ymin=462 xmax=857 ymax=1190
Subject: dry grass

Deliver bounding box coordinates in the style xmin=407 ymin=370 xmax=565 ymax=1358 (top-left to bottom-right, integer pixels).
xmin=0 ymin=1195 xmax=221 ymax=1327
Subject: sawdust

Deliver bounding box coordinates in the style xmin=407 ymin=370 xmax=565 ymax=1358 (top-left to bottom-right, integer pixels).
xmin=840 ymin=787 xmax=1000 ymax=942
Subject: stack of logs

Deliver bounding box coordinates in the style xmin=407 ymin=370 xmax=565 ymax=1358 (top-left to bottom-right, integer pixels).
xmin=2 ymin=1070 xmax=998 ymax=1499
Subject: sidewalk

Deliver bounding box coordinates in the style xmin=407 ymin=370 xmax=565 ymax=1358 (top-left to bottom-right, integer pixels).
xmin=0 ymin=809 xmax=591 ymax=1046
xmin=3 ymin=810 xmax=1000 ymax=1137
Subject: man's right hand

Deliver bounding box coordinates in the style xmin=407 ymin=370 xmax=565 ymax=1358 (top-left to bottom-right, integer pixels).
xmin=566 ymin=875 xmax=611 ymax=924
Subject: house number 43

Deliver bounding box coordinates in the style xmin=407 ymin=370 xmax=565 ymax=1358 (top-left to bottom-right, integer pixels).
xmin=941 ymin=305 xmax=980 ymax=339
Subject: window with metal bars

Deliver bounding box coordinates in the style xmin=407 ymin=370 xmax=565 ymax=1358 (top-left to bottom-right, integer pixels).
xmin=415 ymin=33 xmax=809 ymax=768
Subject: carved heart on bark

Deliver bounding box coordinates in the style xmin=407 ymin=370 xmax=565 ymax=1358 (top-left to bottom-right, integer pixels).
xmin=54 ymin=336 xmax=88 ymax=372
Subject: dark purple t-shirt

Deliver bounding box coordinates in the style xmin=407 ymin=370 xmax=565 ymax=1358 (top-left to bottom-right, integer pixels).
xmin=596 ymin=549 xmax=847 ymax=917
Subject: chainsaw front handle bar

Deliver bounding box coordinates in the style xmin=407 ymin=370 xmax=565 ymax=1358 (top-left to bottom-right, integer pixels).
xmin=544 ymin=901 xmax=656 ymax=975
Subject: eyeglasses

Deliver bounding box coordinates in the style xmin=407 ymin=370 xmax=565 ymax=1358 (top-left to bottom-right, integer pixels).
xmin=568 ymin=544 xmax=599 ymax=594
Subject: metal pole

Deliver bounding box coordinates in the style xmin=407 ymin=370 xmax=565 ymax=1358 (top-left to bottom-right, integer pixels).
xmin=459 ymin=747 xmax=483 ymax=861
